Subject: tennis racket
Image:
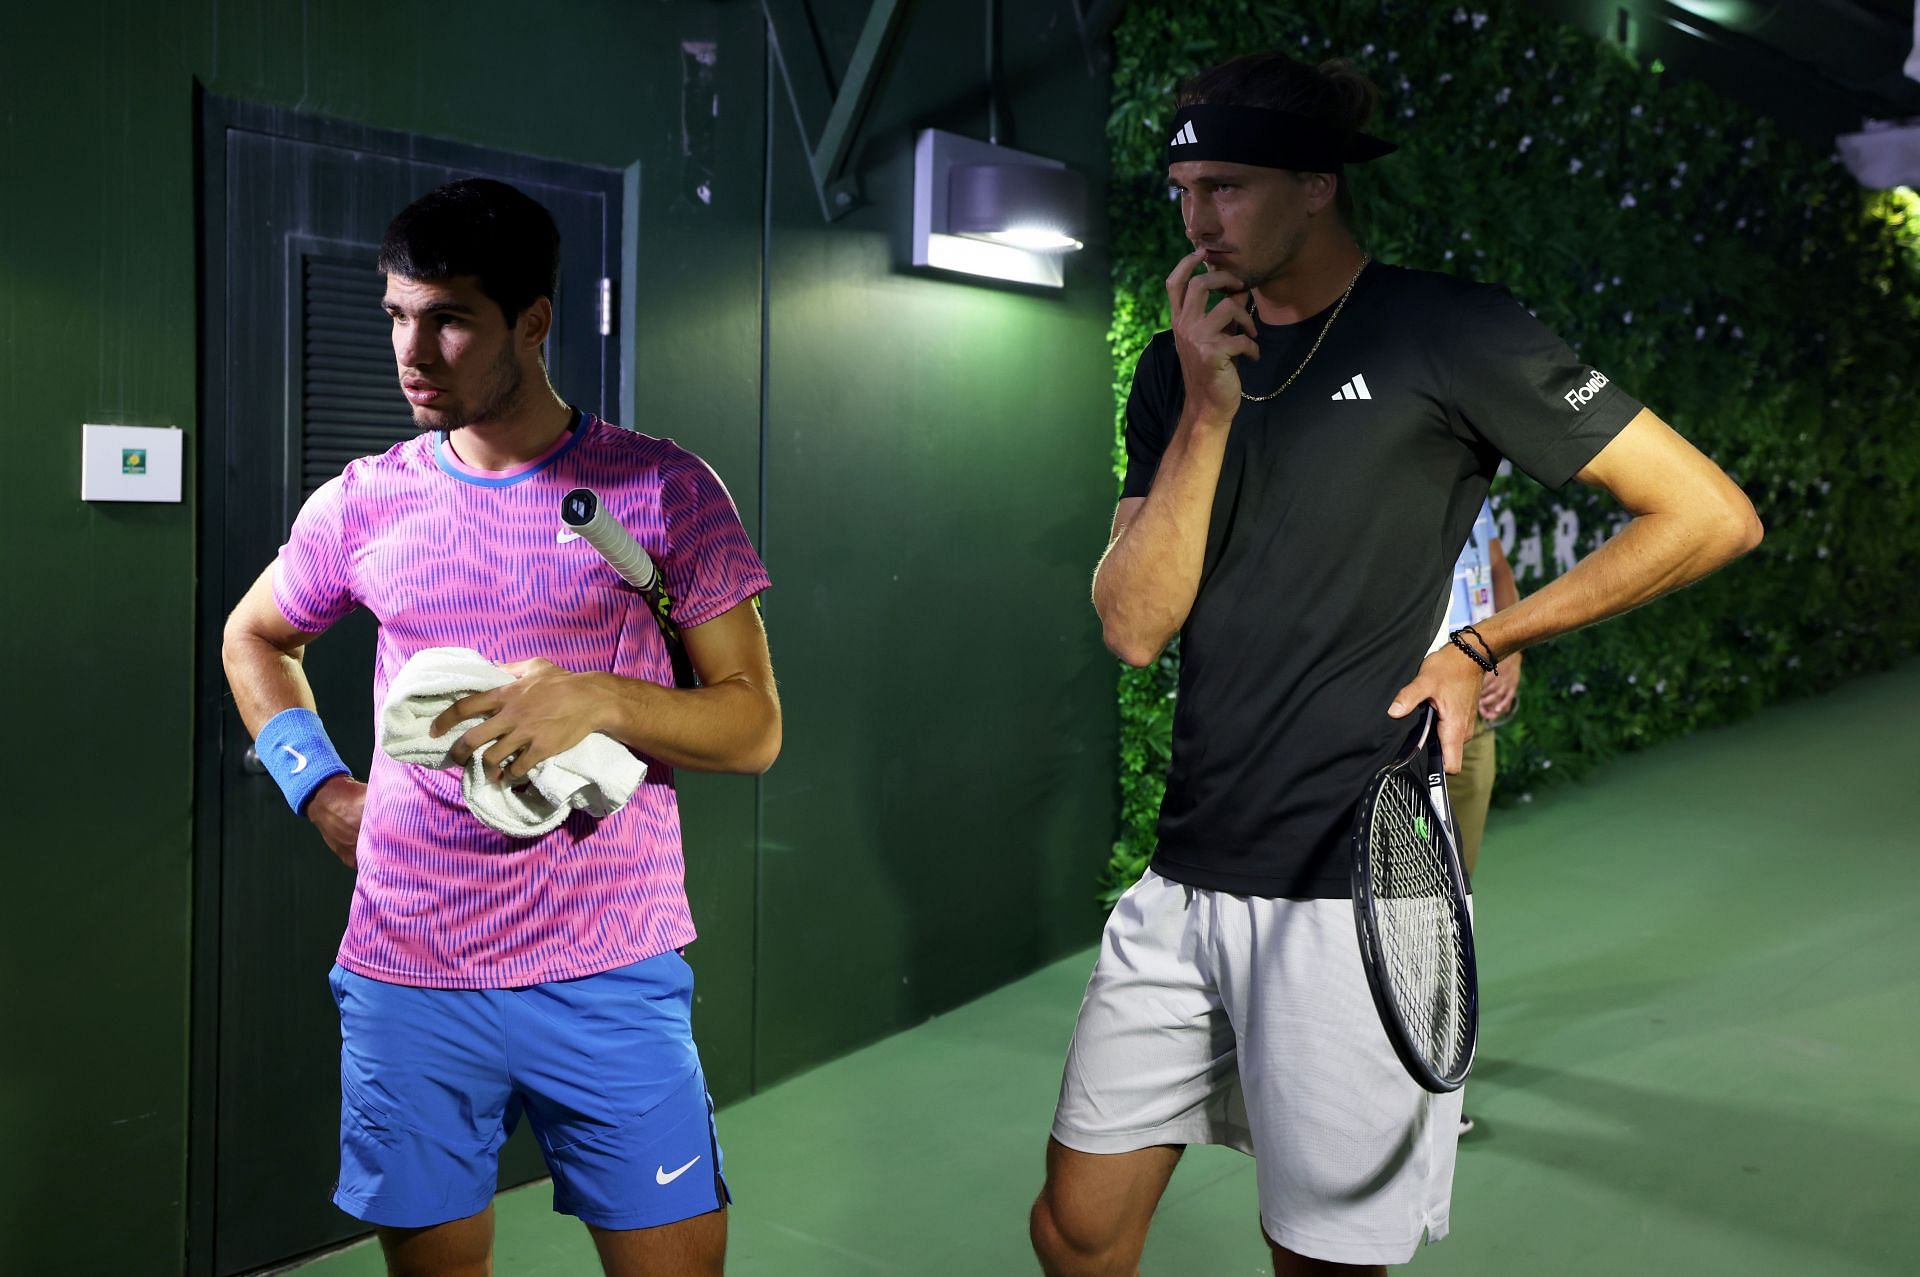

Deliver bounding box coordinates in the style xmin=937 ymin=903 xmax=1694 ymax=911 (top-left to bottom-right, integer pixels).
xmin=561 ymin=487 xmax=697 ymax=689
xmin=1349 ymin=702 xmax=1478 ymax=1093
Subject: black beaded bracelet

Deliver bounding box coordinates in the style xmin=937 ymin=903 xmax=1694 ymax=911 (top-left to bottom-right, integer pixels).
xmin=1448 ymin=630 xmax=1497 ymax=674
xmin=1460 ymin=624 xmax=1500 ymax=669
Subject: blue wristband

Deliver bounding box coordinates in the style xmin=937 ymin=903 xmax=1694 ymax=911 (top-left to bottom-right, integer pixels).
xmin=256 ymin=708 xmax=351 ymax=815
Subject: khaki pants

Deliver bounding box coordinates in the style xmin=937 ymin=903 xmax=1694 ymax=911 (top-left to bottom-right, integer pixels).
xmin=1444 ymin=725 xmax=1496 ymax=877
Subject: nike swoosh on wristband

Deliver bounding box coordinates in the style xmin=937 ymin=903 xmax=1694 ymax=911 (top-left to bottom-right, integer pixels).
xmin=656 ymin=1155 xmax=701 ymax=1185
xmin=281 ymin=745 xmax=309 ymax=774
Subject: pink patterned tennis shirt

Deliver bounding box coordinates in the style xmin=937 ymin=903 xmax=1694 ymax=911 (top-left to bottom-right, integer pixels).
xmin=274 ymin=413 xmax=770 ymax=989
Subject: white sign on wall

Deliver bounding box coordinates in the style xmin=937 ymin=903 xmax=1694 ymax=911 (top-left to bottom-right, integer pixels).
xmin=81 ymin=424 xmax=183 ymax=503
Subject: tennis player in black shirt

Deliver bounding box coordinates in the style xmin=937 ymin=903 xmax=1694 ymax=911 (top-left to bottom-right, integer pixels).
xmin=1031 ymin=51 xmax=1761 ymax=1276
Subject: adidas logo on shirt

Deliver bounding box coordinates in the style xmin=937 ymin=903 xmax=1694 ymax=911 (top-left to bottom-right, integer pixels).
xmin=1330 ymin=374 xmax=1373 ymax=401
xmin=1170 ymin=121 xmax=1198 ymax=146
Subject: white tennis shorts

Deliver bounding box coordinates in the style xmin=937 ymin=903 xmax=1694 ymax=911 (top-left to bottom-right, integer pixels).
xmin=1050 ymin=869 xmax=1465 ymax=1265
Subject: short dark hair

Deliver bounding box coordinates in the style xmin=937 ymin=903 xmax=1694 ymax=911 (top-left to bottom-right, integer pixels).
xmin=378 ymin=178 xmax=560 ymax=328
xmin=1177 ymin=52 xmax=1382 ymax=224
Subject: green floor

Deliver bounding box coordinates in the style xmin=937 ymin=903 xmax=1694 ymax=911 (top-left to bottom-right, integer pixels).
xmin=295 ymin=662 xmax=1920 ymax=1275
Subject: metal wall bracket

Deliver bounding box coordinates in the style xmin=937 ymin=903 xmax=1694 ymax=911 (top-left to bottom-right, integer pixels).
xmin=763 ymin=0 xmax=914 ymax=221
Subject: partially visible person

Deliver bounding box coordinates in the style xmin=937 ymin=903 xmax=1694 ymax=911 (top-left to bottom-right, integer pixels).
xmin=1431 ymin=496 xmax=1520 ymax=878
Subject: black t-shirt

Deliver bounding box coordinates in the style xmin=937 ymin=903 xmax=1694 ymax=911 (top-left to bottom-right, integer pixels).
xmin=1122 ymin=262 xmax=1641 ymax=898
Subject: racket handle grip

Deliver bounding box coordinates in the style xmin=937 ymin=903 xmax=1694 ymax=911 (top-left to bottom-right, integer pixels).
xmin=561 ymin=488 xmax=658 ymax=591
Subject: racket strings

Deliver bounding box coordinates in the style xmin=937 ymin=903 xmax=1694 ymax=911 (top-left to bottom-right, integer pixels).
xmin=1369 ymin=771 xmax=1472 ymax=1075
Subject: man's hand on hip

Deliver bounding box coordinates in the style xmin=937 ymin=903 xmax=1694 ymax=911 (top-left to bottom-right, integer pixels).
xmin=308 ymin=775 xmax=366 ymax=869
xmin=1387 ymin=646 xmax=1487 ymax=774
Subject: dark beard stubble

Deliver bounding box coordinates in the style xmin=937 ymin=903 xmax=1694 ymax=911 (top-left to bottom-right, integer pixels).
xmin=411 ymin=338 xmax=527 ymax=432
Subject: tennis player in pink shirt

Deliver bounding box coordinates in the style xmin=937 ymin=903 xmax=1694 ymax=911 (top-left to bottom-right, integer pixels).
xmin=222 ymin=178 xmax=778 ymax=1277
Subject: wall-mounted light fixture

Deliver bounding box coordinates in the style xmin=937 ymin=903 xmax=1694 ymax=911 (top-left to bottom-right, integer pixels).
xmin=913 ymin=128 xmax=1087 ymax=288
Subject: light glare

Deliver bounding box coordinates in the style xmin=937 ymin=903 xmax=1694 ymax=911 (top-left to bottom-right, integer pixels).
xmin=971 ymin=226 xmax=1084 ymax=252
xmin=925 ymin=233 xmax=1065 ymax=287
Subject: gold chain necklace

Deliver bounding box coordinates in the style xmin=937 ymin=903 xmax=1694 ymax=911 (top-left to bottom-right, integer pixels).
xmin=1240 ymin=254 xmax=1371 ymax=403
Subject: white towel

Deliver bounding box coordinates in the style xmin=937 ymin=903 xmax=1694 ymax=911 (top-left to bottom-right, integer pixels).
xmin=379 ymin=646 xmax=646 ymax=838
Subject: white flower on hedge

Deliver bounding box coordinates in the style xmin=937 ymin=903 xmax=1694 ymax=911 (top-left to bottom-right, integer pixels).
xmin=1716 ymin=312 xmax=1727 ymax=323
xmin=1552 ymin=93 xmax=1564 ymax=105
xmin=1440 ymin=72 xmax=1454 ymax=84
xmin=1620 ymin=192 xmax=1637 ymax=208
xmin=1569 ymin=681 xmax=1587 ymax=694
xmin=1742 ymin=136 xmax=1755 ymax=149
xmin=1655 ymin=680 xmax=1667 ymax=694
xmin=1693 ymin=233 xmax=1705 ymax=244
xmin=1569 ymin=157 xmax=1584 ymax=173
xmin=1622 ymin=310 xmax=1633 ymax=324
xmin=1525 ymin=46 xmax=1536 ymax=58
xmin=1454 ymin=5 xmax=1468 ymax=20
xmin=1444 ymin=249 xmax=1455 ymax=261
xmin=1518 ymin=135 xmax=1533 ymax=152
xmin=1388 ymin=50 xmax=1399 ymax=62
xmin=1732 ymin=326 xmax=1744 ymax=339
xmin=1631 ymin=103 xmax=1643 ymax=116
xmin=1736 ymin=216 xmax=1747 ymax=229
xmin=1540 ymin=758 xmax=1553 ymax=769
xmin=1361 ymin=43 xmax=1375 ymax=56
xmin=1461 ymin=229 xmax=1473 ymax=240
xmin=1695 ymin=325 xmax=1706 ymax=339
xmin=1593 ymin=281 xmax=1606 ymax=292
xmin=1472 ymin=11 xmax=1488 ymax=29
xmin=1495 ymin=86 xmax=1511 ymax=104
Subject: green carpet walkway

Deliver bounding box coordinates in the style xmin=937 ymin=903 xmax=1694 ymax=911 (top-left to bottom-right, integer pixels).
xmin=294 ymin=660 xmax=1920 ymax=1275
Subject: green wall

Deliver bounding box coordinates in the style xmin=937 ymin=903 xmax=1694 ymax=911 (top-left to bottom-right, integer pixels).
xmin=756 ymin=4 xmax=1117 ymax=1085
xmin=0 ymin=2 xmax=1114 ymax=1271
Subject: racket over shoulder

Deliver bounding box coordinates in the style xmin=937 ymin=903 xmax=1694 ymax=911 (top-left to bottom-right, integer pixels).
xmin=561 ymin=487 xmax=698 ymax=689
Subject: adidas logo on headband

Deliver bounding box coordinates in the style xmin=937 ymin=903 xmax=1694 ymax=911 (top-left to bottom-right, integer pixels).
xmin=1164 ymin=104 xmax=1399 ymax=171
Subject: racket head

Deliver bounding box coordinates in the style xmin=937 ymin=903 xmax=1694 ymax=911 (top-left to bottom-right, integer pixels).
xmin=1349 ymin=703 xmax=1479 ymax=1093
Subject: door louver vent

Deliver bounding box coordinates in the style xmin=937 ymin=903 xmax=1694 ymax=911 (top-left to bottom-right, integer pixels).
xmin=301 ymin=253 xmax=415 ymax=497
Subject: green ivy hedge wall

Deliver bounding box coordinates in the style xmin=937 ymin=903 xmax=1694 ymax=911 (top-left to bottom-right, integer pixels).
xmin=1102 ymin=0 xmax=1920 ymax=901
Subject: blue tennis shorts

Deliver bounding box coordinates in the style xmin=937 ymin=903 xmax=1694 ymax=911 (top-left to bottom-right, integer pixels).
xmin=328 ymin=950 xmax=729 ymax=1231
